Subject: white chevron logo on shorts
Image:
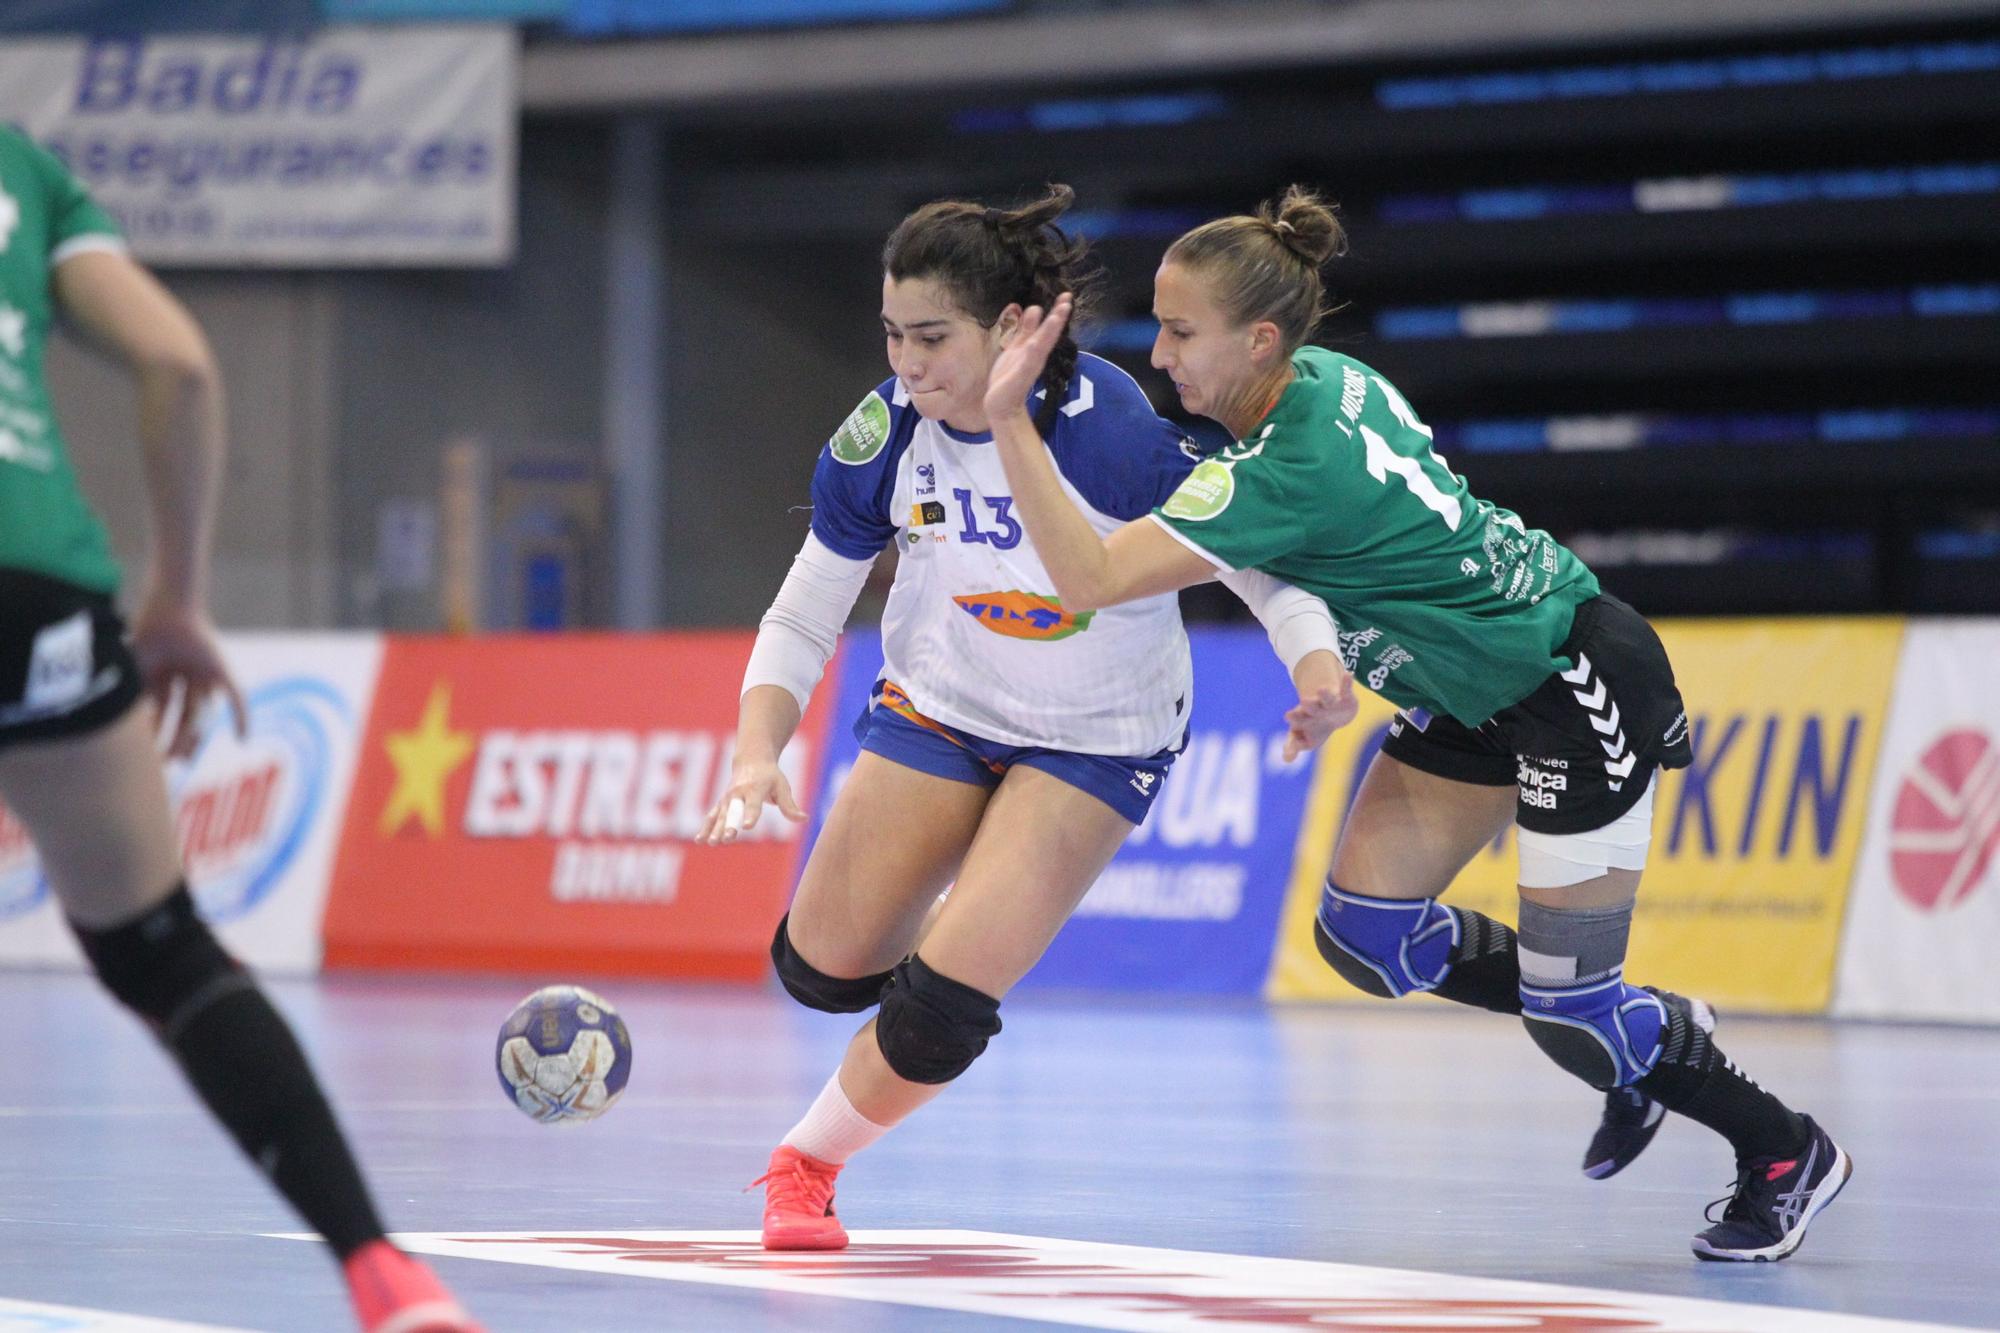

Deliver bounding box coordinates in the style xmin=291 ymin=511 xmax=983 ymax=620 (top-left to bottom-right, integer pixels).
xmin=1565 ymin=652 xmax=1633 ymax=791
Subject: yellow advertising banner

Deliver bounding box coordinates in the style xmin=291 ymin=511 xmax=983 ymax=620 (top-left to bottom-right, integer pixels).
xmin=1268 ymin=618 xmax=1903 ymax=1014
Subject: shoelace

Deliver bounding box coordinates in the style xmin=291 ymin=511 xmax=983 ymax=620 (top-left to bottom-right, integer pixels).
xmin=1704 ymin=1162 xmax=1773 ymax=1226
xmin=751 ymin=1158 xmax=835 ymax=1215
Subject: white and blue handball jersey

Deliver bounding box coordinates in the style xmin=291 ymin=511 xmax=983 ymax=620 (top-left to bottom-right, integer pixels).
xmin=811 ymin=354 xmax=1202 ymax=757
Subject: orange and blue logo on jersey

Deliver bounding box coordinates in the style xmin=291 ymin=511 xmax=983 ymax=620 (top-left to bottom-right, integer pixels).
xmin=952 ymin=591 xmax=1096 ymax=641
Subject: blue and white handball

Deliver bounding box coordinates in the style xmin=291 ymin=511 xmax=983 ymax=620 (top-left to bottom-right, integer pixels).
xmin=495 ymin=985 xmax=633 ymax=1125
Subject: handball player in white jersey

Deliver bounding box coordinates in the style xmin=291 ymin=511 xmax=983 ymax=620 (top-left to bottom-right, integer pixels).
xmin=700 ymin=186 xmax=1354 ymax=1250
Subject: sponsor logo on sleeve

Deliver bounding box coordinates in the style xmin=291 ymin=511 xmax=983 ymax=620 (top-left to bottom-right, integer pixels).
xmin=1162 ymin=459 xmax=1235 ymax=521
xmin=829 ymin=391 xmax=892 ymax=465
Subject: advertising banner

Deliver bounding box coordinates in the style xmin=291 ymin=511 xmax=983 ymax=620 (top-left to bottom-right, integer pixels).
xmin=0 ymin=633 xmax=383 ymax=973
xmin=804 ymin=627 xmax=1333 ymax=995
xmin=323 ymin=633 xmax=831 ymax=980
xmin=1835 ymin=622 xmax=2000 ymax=1022
xmin=0 ymin=26 xmax=515 ymax=266
xmin=1031 ymin=628 xmax=1326 ymax=993
xmin=1269 ymin=618 xmax=1903 ymax=1014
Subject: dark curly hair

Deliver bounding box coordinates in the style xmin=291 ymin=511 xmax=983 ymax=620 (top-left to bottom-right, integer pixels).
xmin=882 ymin=184 xmax=1101 ymax=436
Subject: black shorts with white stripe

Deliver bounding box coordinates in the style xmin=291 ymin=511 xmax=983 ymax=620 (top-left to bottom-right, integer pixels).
xmin=0 ymin=567 xmax=145 ymax=754
xmin=1379 ymin=593 xmax=1694 ymax=835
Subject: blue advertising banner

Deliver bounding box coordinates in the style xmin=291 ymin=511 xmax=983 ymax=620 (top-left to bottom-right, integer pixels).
xmin=804 ymin=626 xmax=1312 ymax=995
xmin=799 ymin=628 xmax=884 ymax=859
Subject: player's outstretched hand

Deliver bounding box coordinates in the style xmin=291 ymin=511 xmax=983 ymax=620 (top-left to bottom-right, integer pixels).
xmin=130 ymin=592 xmax=248 ymax=760
xmin=700 ymin=758 xmax=807 ymax=846
xmin=982 ymin=292 xmax=1073 ymax=428
xmin=1282 ymin=665 xmax=1358 ymax=763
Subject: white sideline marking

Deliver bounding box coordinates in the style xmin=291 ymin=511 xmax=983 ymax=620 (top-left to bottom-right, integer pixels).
xmin=273 ymin=1229 xmax=1968 ymax=1332
xmin=0 ymin=1298 xmax=258 ymax=1331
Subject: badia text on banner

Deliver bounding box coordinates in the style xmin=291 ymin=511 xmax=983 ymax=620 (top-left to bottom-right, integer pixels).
xmin=0 ymin=26 xmax=516 ymax=266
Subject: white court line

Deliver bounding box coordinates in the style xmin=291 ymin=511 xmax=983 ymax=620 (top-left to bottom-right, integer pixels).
xmin=0 ymin=1297 xmax=258 ymax=1332
xmin=275 ymin=1229 xmax=1973 ymax=1332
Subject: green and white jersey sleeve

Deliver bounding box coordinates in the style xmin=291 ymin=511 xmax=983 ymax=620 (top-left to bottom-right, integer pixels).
xmin=0 ymin=127 xmax=126 ymax=594
xmin=1152 ymin=346 xmax=1600 ymax=726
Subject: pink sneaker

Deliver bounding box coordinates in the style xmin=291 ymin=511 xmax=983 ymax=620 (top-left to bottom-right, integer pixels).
xmin=343 ymin=1240 xmax=482 ymax=1333
xmin=753 ymin=1145 xmax=850 ymax=1250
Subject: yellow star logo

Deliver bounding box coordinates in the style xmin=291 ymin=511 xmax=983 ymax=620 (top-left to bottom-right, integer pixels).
xmin=379 ymin=681 xmax=476 ymax=838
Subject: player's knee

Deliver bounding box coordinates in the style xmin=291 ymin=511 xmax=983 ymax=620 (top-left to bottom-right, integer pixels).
xmin=770 ymin=915 xmax=891 ymax=1013
xmin=874 ymin=954 xmax=1001 ymax=1085
xmin=1514 ymin=896 xmax=1662 ymax=1087
xmin=1520 ymin=981 xmax=1667 ymax=1089
xmin=69 ymin=884 xmax=249 ymax=1037
xmin=1313 ymin=881 xmax=1459 ymax=999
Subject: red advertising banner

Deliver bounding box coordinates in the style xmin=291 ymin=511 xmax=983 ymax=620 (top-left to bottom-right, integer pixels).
xmin=323 ymin=634 xmax=831 ymax=980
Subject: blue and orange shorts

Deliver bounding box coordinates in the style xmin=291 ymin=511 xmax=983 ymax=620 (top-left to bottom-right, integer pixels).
xmin=855 ymin=680 xmax=1181 ymax=824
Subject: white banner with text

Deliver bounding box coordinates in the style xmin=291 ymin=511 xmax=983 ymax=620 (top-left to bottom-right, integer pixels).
xmin=0 ymin=26 xmax=515 ymax=266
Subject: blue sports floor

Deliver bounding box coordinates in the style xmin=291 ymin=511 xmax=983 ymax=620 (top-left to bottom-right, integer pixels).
xmin=0 ymin=971 xmax=1992 ymax=1331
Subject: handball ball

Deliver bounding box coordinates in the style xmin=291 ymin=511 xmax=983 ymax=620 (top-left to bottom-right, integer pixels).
xmin=495 ymin=985 xmax=632 ymax=1125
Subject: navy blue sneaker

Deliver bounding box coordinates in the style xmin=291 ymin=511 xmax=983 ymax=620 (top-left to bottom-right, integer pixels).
xmin=1692 ymin=1115 xmax=1852 ymax=1262
xmin=1583 ymin=990 xmax=1715 ymax=1180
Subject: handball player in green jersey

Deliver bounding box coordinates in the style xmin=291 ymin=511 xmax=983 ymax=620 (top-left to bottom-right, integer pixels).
xmin=981 ymin=186 xmax=1849 ymax=1263
xmin=0 ymin=127 xmax=478 ymax=1330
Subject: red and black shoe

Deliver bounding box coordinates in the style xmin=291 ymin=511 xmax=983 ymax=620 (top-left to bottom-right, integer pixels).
xmin=1692 ymin=1115 xmax=1852 ymax=1262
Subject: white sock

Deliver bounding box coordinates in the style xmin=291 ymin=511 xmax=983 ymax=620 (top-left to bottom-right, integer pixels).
xmin=781 ymin=1072 xmax=890 ymax=1165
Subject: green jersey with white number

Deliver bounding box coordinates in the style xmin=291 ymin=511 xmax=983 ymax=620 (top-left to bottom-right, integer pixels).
xmin=0 ymin=128 xmax=125 ymax=594
xmin=1154 ymin=346 xmax=1598 ymax=726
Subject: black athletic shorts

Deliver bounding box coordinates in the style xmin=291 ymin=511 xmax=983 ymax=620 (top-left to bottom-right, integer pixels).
xmin=0 ymin=567 xmax=144 ymax=753
xmin=1379 ymin=593 xmax=1692 ymax=836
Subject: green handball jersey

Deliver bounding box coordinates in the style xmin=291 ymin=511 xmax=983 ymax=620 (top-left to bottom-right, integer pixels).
xmin=0 ymin=128 xmax=126 ymax=594
xmin=1155 ymin=346 xmax=1599 ymax=726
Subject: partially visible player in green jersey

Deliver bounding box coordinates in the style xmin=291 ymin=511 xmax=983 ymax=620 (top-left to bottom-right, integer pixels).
xmin=1152 ymin=339 xmax=1598 ymax=727
xmin=0 ymin=128 xmax=123 ymax=593
xmin=0 ymin=127 xmax=480 ymax=1332
xmin=983 ymin=186 xmax=1849 ymax=1264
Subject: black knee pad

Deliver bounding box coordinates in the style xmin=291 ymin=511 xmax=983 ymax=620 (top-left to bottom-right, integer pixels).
xmin=770 ymin=915 xmax=892 ymax=1013
xmin=70 ymin=885 xmax=251 ymax=1040
xmin=874 ymin=954 xmax=1001 ymax=1085
xmin=1312 ymin=917 xmax=1399 ymax=999
xmin=1522 ymin=1014 xmax=1623 ymax=1090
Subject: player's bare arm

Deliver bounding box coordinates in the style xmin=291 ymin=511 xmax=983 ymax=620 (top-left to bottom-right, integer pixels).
xmin=985 ymin=295 xmax=1214 ymax=610
xmin=55 ymin=248 xmax=245 ymax=755
xmin=702 ymin=684 xmax=808 ymax=846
